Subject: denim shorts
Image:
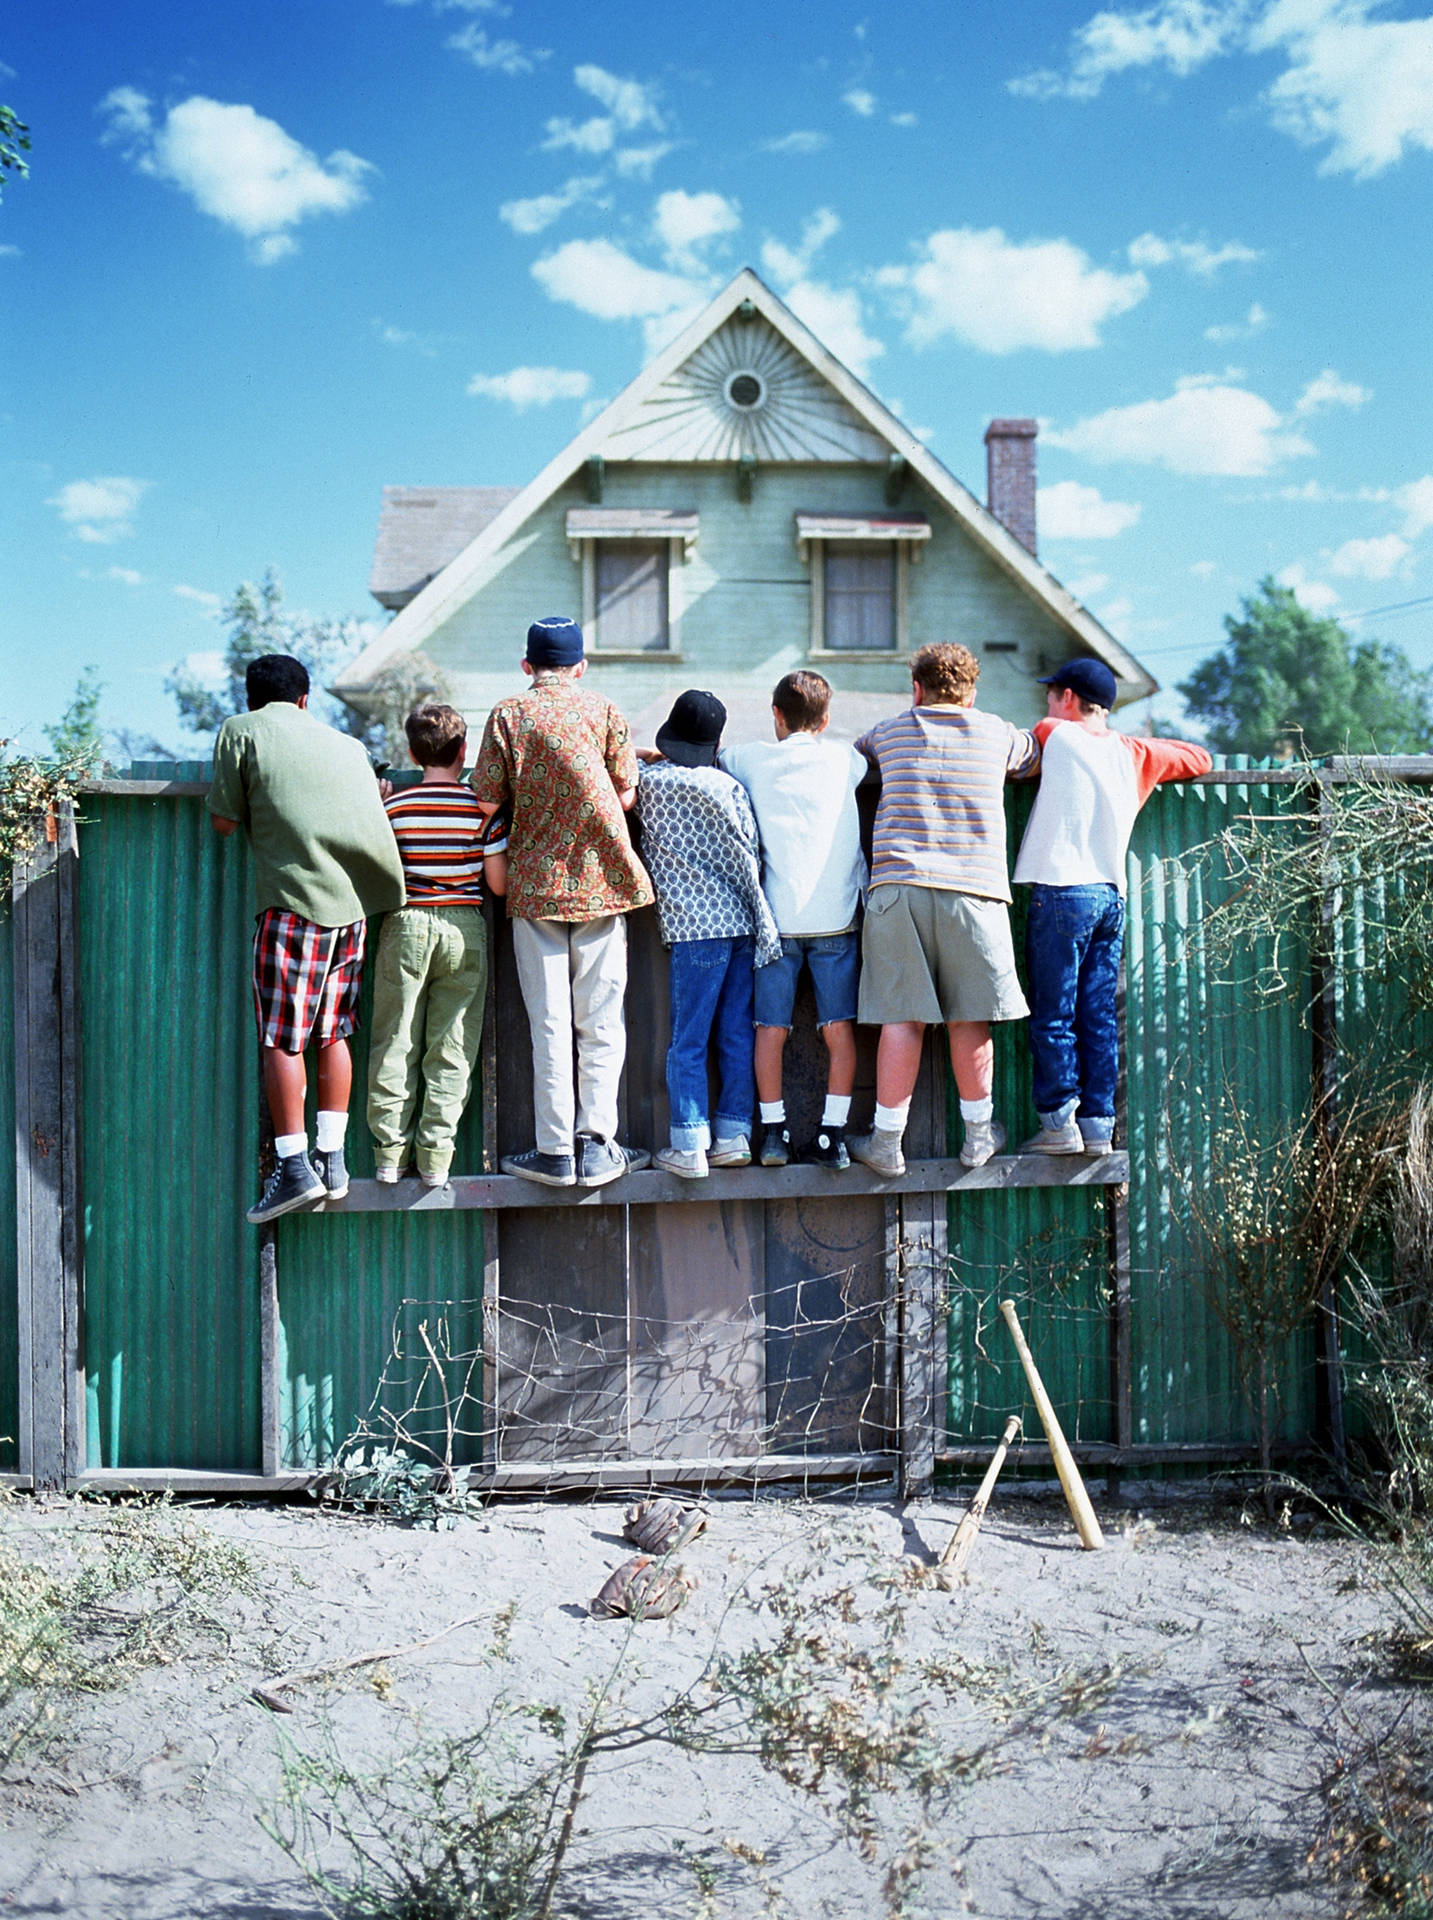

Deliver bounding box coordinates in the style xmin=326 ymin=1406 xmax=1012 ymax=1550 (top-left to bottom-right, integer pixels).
xmin=753 ymin=931 xmax=859 ymax=1029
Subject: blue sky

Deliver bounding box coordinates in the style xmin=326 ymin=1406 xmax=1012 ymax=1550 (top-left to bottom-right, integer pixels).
xmin=5 ymin=0 xmax=1433 ymax=753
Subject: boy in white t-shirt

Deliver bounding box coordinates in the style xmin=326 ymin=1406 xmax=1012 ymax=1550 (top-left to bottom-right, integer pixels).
xmin=1013 ymin=658 xmax=1210 ymax=1155
xmin=721 ymin=671 xmax=868 ymax=1169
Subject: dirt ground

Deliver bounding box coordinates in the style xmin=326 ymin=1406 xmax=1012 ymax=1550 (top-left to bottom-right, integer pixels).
xmin=0 ymin=1485 xmax=1404 ymax=1919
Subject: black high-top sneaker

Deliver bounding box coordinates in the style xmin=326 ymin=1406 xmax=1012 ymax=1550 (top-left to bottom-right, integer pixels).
xmin=247 ymin=1154 xmax=326 ymax=1224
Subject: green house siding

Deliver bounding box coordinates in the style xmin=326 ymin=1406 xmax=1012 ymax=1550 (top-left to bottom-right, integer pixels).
xmin=422 ymin=464 xmax=1066 ymax=730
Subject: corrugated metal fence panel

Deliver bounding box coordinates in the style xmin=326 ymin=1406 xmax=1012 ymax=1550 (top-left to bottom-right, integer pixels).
xmin=78 ymin=776 xmax=264 ymax=1470
xmin=1124 ymin=765 xmax=1316 ymax=1448
xmin=945 ymin=783 xmax=1114 ymax=1448
xmin=276 ymin=945 xmax=487 ymax=1469
xmin=0 ymin=893 xmax=16 ymax=1473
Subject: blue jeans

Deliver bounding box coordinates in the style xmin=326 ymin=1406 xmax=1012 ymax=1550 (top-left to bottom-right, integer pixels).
xmin=666 ymin=937 xmax=756 ymax=1150
xmin=1025 ymin=884 xmax=1124 ymax=1141
xmin=753 ymin=931 xmax=859 ymax=1029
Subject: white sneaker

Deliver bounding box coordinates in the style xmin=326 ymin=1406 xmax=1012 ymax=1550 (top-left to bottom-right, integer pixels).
xmin=656 ymin=1145 xmax=709 ymax=1180
xmin=1020 ymin=1121 xmax=1083 ymax=1156
xmin=960 ymin=1119 xmax=1007 ymax=1168
xmin=708 ymin=1134 xmax=751 ymax=1167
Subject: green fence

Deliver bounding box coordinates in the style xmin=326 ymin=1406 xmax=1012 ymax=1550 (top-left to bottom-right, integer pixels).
xmin=8 ymin=754 xmax=1415 ymax=1486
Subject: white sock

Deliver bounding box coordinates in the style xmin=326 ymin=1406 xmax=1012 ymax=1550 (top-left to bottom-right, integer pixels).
xmin=274 ymin=1131 xmax=308 ymax=1161
xmin=315 ymin=1110 xmax=348 ymax=1152
xmin=823 ymin=1094 xmax=852 ymax=1127
xmin=873 ymin=1100 xmax=910 ymax=1134
xmin=960 ymin=1096 xmax=993 ymax=1125
xmin=759 ymin=1100 xmax=786 ymax=1124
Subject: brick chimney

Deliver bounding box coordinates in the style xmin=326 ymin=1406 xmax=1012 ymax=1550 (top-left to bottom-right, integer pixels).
xmin=984 ymin=418 xmax=1038 ymax=557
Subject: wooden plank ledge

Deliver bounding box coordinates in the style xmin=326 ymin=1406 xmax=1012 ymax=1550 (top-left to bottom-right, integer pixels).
xmin=317 ymin=1150 xmax=1129 ymax=1212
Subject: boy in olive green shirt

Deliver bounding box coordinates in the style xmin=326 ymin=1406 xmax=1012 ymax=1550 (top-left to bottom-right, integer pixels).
xmin=208 ymin=654 xmax=405 ymax=1223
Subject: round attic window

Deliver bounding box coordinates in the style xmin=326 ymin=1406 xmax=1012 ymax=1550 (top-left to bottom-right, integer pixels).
xmin=724 ymin=370 xmax=765 ymax=411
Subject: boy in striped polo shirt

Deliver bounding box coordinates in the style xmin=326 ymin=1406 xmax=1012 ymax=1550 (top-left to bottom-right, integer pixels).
xmin=849 ymin=643 xmax=1038 ymax=1177
xmin=367 ymin=704 xmax=508 ymax=1187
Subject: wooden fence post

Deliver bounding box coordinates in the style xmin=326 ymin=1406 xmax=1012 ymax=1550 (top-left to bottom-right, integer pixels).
xmin=12 ymin=802 xmax=84 ymax=1487
xmin=897 ymin=1030 xmax=945 ymax=1499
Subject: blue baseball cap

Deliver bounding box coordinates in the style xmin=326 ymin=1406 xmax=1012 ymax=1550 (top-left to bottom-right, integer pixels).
xmin=1038 ymin=658 xmax=1118 ymax=708
xmin=526 ymin=615 xmax=585 ymax=668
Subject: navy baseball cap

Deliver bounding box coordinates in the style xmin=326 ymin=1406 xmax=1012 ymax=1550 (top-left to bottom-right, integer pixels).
xmin=526 ymin=615 xmax=585 ymax=668
xmin=1038 ymin=658 xmax=1118 ymax=708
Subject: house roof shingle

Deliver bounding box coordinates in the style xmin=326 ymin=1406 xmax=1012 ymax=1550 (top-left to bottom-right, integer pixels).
xmin=369 ymin=486 xmax=521 ymax=611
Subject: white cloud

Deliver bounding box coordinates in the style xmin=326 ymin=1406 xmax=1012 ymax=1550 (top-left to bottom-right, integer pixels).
xmin=784 ymin=281 xmax=884 ymax=381
xmin=843 ymin=87 xmax=878 ymax=116
xmin=373 ymin=319 xmax=441 ymax=355
xmin=1396 ymin=476 xmax=1433 ymax=541
xmin=1038 ymin=479 xmax=1143 ymax=538
xmin=1127 ymin=230 xmax=1260 ymax=275
xmin=466 ymin=365 xmax=592 ymax=408
xmin=445 ymin=24 xmax=547 ymax=73
xmin=105 ymin=566 xmax=145 ymax=586
xmin=174 ymin=589 xmax=223 ymax=614
xmin=531 ymin=237 xmax=708 ymax=325
xmin=542 ymin=116 xmax=616 ymax=155
xmin=1190 ymin=558 xmax=1219 ymax=576
xmin=890 ymin=110 xmax=919 ymax=126
xmin=1204 ymin=300 xmax=1269 ymax=341
xmin=99 ymin=90 xmax=372 ymax=262
xmin=878 ymin=226 xmax=1148 ymax=353
xmin=760 ymin=130 xmax=830 ymax=154
xmin=1013 ymin=0 xmax=1433 ymax=177
xmin=614 ymin=142 xmax=675 ymax=179
xmin=1293 ymin=366 xmax=1371 ymax=415
xmin=0 ymin=242 xmax=19 ymax=259
xmin=1096 ymin=595 xmax=1136 ymax=624
xmin=499 ymin=174 xmax=604 ymax=235
xmin=1049 ymin=375 xmax=1316 ymax=475
xmin=575 ymin=64 xmax=663 ymax=131
xmin=48 ymin=475 xmax=150 ymax=544
xmin=652 ymin=189 xmax=740 ymax=272
xmin=1278 ymin=562 xmax=1342 ymax=612
xmin=1252 ymin=0 xmax=1433 ymax=177
xmin=1327 ymin=532 xmax=1412 ymax=579
xmin=1009 ymin=0 xmax=1242 ymax=99
xmin=761 ymin=208 xmax=841 ymax=286
xmin=1068 ymin=571 xmax=1113 ymax=598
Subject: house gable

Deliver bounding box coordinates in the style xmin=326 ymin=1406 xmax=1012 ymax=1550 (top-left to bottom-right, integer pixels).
xmin=338 ymin=269 xmax=1157 ymax=710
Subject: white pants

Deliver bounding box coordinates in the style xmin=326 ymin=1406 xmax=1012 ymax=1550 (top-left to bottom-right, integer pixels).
xmin=511 ymin=914 xmax=628 ymax=1155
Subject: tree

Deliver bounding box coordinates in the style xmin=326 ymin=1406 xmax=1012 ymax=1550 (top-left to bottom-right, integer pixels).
xmin=166 ymin=568 xmax=450 ymax=762
xmin=42 ymin=667 xmax=107 ymax=773
xmin=1179 ymin=576 xmax=1433 ymax=760
xmin=0 ymin=106 xmax=30 ymax=202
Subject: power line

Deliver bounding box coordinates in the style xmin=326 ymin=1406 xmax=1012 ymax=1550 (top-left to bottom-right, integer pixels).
xmin=1134 ymin=592 xmax=1433 ymax=660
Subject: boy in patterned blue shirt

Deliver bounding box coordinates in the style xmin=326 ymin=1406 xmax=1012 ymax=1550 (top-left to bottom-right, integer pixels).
xmin=636 ymin=691 xmax=781 ymax=1180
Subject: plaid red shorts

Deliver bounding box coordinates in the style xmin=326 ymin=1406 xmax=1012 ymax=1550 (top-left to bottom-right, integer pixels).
xmin=251 ymin=909 xmax=366 ymax=1053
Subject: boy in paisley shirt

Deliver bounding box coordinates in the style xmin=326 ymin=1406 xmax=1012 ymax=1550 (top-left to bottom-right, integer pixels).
xmin=471 ymin=615 xmax=654 ymax=1190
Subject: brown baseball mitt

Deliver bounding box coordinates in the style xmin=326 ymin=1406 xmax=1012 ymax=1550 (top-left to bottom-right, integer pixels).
xmin=622 ymin=1497 xmax=709 ymax=1555
xmin=590 ymin=1554 xmax=695 ymax=1620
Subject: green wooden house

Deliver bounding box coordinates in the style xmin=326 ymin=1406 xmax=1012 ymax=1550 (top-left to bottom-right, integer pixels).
xmin=337 ymin=268 xmax=1156 ymax=742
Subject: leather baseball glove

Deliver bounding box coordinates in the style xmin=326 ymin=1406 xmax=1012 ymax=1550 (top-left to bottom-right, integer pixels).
xmin=590 ymin=1554 xmax=695 ymax=1619
xmin=622 ymin=1497 xmax=709 ymax=1555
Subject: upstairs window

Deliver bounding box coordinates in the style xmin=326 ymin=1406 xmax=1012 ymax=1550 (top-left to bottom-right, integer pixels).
xmin=796 ymin=512 xmax=930 ymax=660
xmin=566 ymin=509 xmax=698 ymax=657
xmin=595 ymin=542 xmax=669 ymax=653
xmin=823 ymin=543 xmax=896 ymax=652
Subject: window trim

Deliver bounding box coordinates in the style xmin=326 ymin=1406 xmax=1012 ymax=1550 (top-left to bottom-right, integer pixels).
xmin=574 ymin=534 xmax=686 ymax=656
xmin=804 ymin=536 xmax=911 ymax=659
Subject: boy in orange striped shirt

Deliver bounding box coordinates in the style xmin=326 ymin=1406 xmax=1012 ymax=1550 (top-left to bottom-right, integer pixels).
xmin=367 ymin=704 xmax=507 ymax=1187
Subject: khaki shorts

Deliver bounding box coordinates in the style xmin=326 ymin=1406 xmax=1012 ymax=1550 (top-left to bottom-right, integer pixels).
xmin=857 ymin=884 xmax=1029 ymax=1026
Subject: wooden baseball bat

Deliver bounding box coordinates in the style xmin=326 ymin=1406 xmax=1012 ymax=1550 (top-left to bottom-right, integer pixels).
xmin=999 ymin=1299 xmax=1105 ymax=1551
xmin=937 ymin=1413 xmax=1022 ymax=1585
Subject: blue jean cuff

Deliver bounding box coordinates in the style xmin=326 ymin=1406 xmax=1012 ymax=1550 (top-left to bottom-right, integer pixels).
xmin=1078 ymin=1116 xmax=1115 ymax=1142
xmin=1037 ymin=1100 xmax=1080 ymax=1130
xmin=712 ymin=1115 xmax=750 ymax=1143
xmin=670 ymin=1122 xmax=710 ymax=1152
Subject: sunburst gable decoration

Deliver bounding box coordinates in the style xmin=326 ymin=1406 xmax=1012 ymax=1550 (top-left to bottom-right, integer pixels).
xmin=598 ymin=314 xmax=889 ymax=464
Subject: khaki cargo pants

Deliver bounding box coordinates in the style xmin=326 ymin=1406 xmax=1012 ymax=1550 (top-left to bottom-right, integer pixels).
xmin=366 ymin=904 xmax=487 ymax=1180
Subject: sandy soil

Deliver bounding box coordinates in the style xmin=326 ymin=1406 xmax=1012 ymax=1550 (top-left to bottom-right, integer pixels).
xmin=0 ymin=1488 xmax=1399 ymax=1919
